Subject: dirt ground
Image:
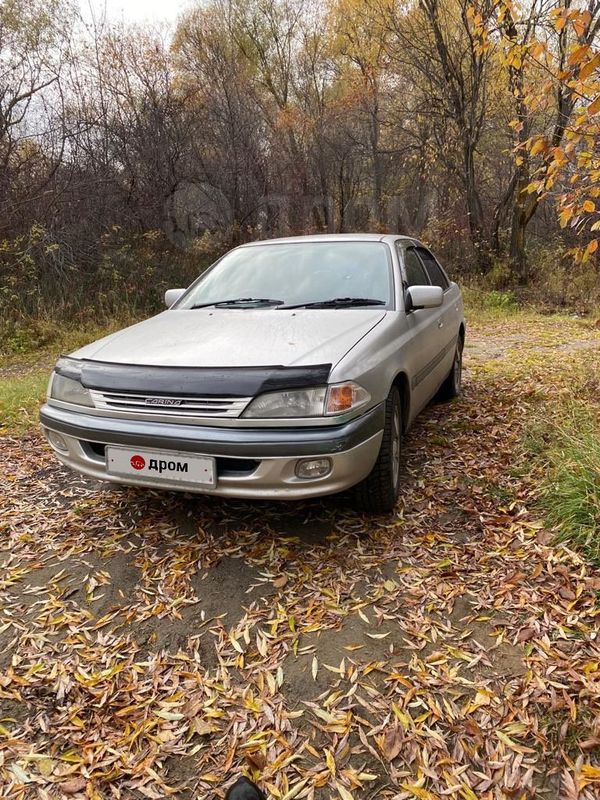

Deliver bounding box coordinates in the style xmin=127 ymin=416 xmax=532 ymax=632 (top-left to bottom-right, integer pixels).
xmin=1 ymin=316 xmax=600 ymax=799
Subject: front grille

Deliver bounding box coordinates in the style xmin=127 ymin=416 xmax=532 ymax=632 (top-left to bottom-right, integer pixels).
xmin=89 ymin=390 xmax=251 ymax=419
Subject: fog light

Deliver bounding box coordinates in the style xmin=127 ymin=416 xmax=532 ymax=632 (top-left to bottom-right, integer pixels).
xmin=47 ymin=430 xmax=68 ymax=453
xmin=295 ymin=458 xmax=332 ymax=480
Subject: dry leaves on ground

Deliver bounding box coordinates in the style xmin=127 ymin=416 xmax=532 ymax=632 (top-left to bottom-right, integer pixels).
xmin=1 ymin=315 xmax=600 ymax=799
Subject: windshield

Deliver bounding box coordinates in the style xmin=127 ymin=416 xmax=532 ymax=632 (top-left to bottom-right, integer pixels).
xmin=177 ymin=242 xmax=393 ymax=309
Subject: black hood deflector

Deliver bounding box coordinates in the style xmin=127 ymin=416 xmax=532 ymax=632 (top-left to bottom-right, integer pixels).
xmin=58 ymin=359 xmax=332 ymax=397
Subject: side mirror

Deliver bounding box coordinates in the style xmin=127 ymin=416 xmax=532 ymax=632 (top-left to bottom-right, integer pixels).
xmin=165 ymin=288 xmax=186 ymax=308
xmin=406 ymin=285 xmax=443 ymax=311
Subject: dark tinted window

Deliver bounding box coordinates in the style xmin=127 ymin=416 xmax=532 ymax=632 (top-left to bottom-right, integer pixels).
xmin=402 ymin=247 xmax=429 ymax=286
xmin=417 ymin=248 xmax=449 ymax=290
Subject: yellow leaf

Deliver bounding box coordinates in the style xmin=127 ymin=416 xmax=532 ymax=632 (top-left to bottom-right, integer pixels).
xmin=37 ymin=758 xmax=56 ymax=777
xmin=569 ymin=44 xmax=590 ymax=66
xmin=281 ymin=779 xmax=309 ymax=800
xmin=400 ymin=783 xmax=436 ymax=800
xmin=335 ymin=782 xmax=354 ymax=800
xmin=155 ymin=709 xmax=184 ymax=720
xmin=554 ymin=15 xmax=567 ymax=32
xmin=530 ymin=138 xmax=547 ymax=156
xmin=581 ymin=764 xmax=600 ymax=781
xmin=471 ymin=689 xmax=492 ymax=708
xmin=325 ymin=748 xmax=336 ymax=776
xmin=496 ymin=730 xmax=519 ymax=748
xmin=583 ymin=200 xmax=596 ymax=213
xmin=559 ymin=206 xmax=574 ymax=228
xmin=580 ymin=52 xmax=600 ymax=79
xmin=588 ymin=239 xmax=598 ymax=254
xmin=588 ymin=96 xmax=600 ymax=115
xmin=572 ymin=10 xmax=592 ymax=37
xmin=458 ymin=785 xmax=479 ymax=800
xmin=531 ymin=42 xmax=545 ymax=58
xmin=392 ymin=702 xmax=412 ymax=729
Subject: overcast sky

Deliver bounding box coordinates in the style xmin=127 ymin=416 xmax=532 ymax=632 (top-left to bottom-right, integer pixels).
xmin=82 ymin=0 xmax=193 ymax=25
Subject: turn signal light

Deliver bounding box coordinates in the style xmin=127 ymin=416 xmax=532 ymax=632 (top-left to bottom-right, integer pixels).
xmin=325 ymin=382 xmax=370 ymax=415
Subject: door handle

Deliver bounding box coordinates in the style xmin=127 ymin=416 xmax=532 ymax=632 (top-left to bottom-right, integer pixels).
xmin=438 ymin=321 xmax=444 ymax=329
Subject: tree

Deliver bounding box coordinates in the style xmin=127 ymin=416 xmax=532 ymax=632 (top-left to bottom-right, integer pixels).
xmin=0 ymin=0 xmax=73 ymax=235
xmin=485 ymin=0 xmax=600 ymax=280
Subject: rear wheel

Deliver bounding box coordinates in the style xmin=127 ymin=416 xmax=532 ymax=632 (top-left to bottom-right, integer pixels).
xmin=351 ymin=386 xmax=402 ymax=513
xmin=437 ymin=335 xmax=463 ymax=401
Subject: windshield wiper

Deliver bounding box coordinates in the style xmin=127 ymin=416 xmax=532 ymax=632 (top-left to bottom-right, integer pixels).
xmin=190 ymin=297 xmax=284 ymax=309
xmin=278 ymin=297 xmax=387 ymax=310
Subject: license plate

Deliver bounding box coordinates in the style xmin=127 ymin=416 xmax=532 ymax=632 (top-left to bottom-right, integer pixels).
xmin=106 ymin=446 xmax=216 ymax=487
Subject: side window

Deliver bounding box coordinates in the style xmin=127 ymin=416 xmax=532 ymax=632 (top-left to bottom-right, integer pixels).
xmin=416 ymin=247 xmax=450 ymax=290
xmin=401 ymin=246 xmax=430 ymax=287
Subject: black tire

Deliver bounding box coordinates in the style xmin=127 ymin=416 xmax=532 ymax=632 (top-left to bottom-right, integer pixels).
xmin=437 ymin=335 xmax=464 ymax=401
xmin=351 ymin=386 xmax=402 ymax=513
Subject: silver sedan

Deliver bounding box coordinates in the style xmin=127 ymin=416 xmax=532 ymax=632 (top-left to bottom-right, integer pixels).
xmin=40 ymin=234 xmax=465 ymax=512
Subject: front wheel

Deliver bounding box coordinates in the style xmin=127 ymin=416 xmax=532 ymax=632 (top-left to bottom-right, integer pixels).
xmin=351 ymin=386 xmax=402 ymax=513
xmin=437 ymin=336 xmax=463 ymax=401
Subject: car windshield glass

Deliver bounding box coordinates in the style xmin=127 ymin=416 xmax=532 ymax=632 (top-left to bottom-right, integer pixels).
xmin=177 ymin=242 xmax=392 ymax=309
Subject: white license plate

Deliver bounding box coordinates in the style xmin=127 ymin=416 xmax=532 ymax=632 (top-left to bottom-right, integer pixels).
xmin=106 ymin=446 xmax=216 ymax=487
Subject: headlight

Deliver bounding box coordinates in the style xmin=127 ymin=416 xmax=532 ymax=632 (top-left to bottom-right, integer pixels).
xmin=243 ymin=387 xmax=327 ymax=418
xmin=242 ymin=382 xmax=370 ymax=418
xmin=49 ymin=361 xmax=94 ymax=408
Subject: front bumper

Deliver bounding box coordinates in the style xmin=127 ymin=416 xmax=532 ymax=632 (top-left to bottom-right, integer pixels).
xmin=40 ymin=403 xmax=385 ymax=499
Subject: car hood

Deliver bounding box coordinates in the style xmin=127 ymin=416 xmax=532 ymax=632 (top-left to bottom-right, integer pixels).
xmin=70 ymin=308 xmax=387 ymax=368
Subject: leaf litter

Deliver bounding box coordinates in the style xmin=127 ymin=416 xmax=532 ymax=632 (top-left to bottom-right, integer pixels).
xmin=0 ymin=316 xmax=599 ymax=798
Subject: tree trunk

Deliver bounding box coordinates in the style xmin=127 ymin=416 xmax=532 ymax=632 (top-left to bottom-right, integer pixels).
xmin=464 ymin=140 xmax=488 ymax=268
xmin=369 ymin=100 xmax=385 ymax=227
xmin=509 ymin=208 xmax=527 ymax=284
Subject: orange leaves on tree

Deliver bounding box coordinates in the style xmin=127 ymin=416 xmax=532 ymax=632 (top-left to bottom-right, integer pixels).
xmin=579 ymin=52 xmax=600 ymax=79
xmin=588 ymin=96 xmax=600 ymax=116
xmin=559 ymin=205 xmax=574 ymax=228
xmin=568 ymin=44 xmax=590 ymax=66
xmin=529 ymin=137 xmax=548 ymax=156
xmin=572 ymin=10 xmax=592 ymax=38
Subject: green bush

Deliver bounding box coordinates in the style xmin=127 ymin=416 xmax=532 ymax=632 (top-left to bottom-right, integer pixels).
xmin=462 ymin=286 xmax=520 ymax=316
xmin=482 ymin=289 xmax=518 ymax=310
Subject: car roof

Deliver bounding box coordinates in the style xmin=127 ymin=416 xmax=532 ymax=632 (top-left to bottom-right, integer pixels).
xmin=239 ymin=233 xmax=418 ymax=247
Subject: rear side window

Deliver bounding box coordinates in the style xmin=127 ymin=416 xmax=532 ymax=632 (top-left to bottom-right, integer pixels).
xmin=402 ymin=247 xmax=430 ymax=286
xmin=416 ymin=247 xmax=450 ymax=290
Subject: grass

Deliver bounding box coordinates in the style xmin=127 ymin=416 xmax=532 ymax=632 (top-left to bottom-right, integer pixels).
xmin=0 ymin=316 xmax=137 ymax=367
xmin=524 ymin=403 xmax=600 ymax=567
xmin=0 ymin=371 xmax=49 ymax=433
xmin=0 ymin=317 xmax=139 ymax=435
xmin=462 ymin=286 xmax=519 ymax=312
xmin=462 ymin=285 xmax=600 ymax=326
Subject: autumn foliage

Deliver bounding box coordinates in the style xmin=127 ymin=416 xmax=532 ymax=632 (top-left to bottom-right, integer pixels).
xmin=1 ymin=0 xmax=599 ymax=325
